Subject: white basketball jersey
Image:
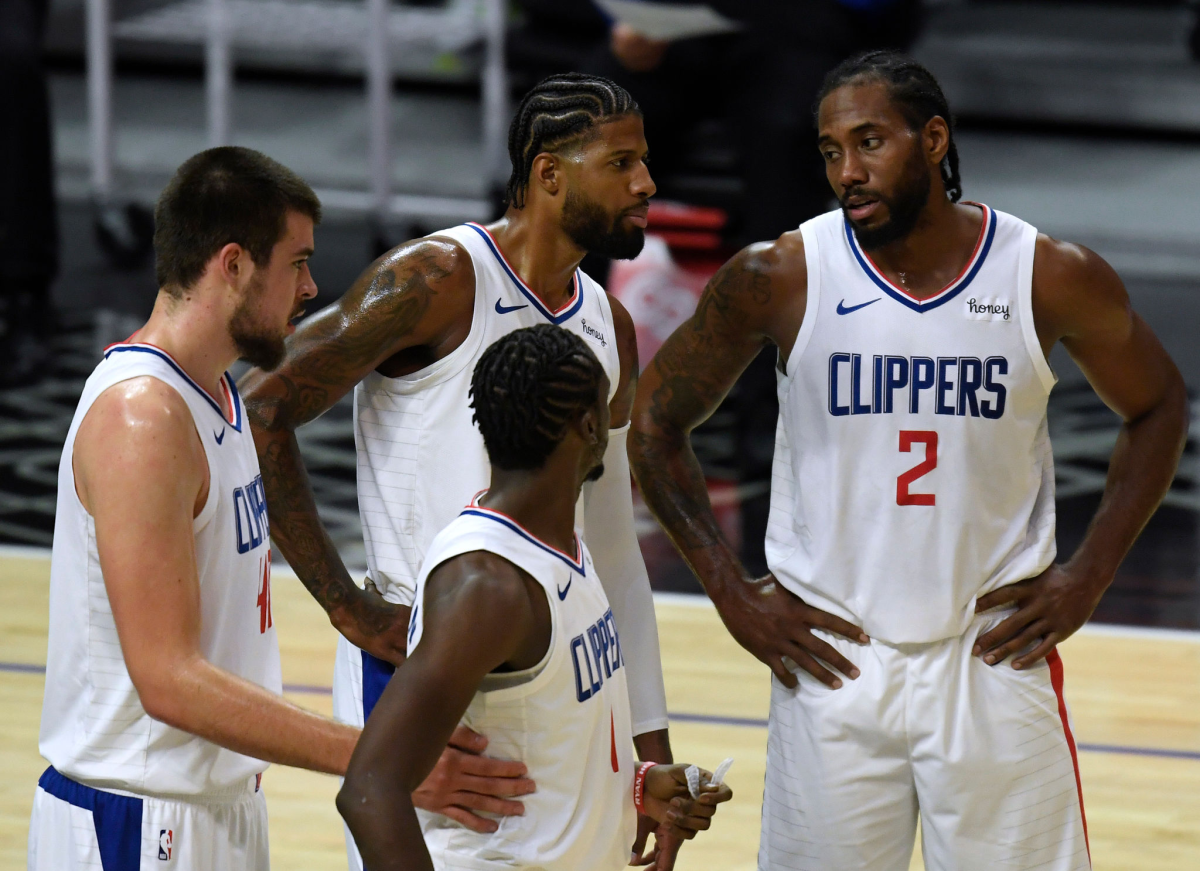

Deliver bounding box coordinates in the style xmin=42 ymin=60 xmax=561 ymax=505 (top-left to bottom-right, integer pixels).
xmin=766 ymin=205 xmax=1057 ymax=645
xmin=408 ymin=495 xmax=636 ymax=871
xmin=354 ymin=223 xmax=621 ymax=606
xmin=40 ymin=342 xmax=282 ymax=797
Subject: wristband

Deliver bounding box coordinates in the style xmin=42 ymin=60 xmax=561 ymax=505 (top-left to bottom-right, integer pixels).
xmin=632 ymin=761 xmax=658 ymax=816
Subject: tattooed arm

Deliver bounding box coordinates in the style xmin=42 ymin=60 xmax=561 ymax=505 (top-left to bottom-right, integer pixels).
xmin=629 ymin=233 xmax=869 ymax=690
xmin=242 ymin=239 xmax=476 ymax=662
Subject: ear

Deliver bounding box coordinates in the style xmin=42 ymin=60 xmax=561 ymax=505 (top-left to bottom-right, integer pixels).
xmin=215 ymin=242 xmax=248 ymax=287
xmin=923 ymin=115 xmax=951 ymax=167
xmin=530 ymin=152 xmax=562 ymax=198
xmin=576 ymin=406 xmax=600 ymax=444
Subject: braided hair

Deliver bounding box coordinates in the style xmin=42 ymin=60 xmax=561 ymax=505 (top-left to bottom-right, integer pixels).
xmin=470 ymin=325 xmax=606 ymax=471
xmin=815 ymin=51 xmax=963 ymax=203
xmin=505 ymin=73 xmax=640 ymax=209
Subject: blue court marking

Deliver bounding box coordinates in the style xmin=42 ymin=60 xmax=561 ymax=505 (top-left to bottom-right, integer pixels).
xmin=8 ymin=661 xmax=1200 ymax=762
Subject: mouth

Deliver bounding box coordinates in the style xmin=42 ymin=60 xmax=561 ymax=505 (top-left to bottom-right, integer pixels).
xmin=286 ymin=308 xmax=305 ymax=333
xmin=843 ymin=195 xmax=881 ymax=222
xmin=622 ymin=205 xmax=650 ymax=229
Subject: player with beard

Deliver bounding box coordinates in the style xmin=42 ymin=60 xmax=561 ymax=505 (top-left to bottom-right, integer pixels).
xmin=30 ymin=147 xmax=361 ymax=870
xmin=242 ymin=74 xmax=679 ymax=869
xmin=630 ymin=52 xmax=1187 ymax=870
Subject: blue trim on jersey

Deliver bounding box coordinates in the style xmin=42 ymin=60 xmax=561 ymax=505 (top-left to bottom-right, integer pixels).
xmin=461 ymin=508 xmax=586 ymax=576
xmin=361 ymin=650 xmax=395 ymax=722
xmin=103 ymin=344 xmax=243 ymax=431
xmin=844 ymin=205 xmax=996 ymax=313
xmin=464 ymin=223 xmax=585 ymax=325
xmin=38 ymin=766 xmax=143 ymax=871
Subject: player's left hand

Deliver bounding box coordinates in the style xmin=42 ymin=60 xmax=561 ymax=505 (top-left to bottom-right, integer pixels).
xmin=972 ymin=564 xmax=1107 ymax=669
xmin=641 ymin=764 xmax=733 ymax=844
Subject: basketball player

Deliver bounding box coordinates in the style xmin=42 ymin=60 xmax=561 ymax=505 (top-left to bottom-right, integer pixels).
xmin=338 ymin=325 xmax=731 ymax=871
xmin=28 ymin=147 xmax=530 ymax=871
xmin=242 ymin=74 xmax=677 ymax=864
xmin=629 ymin=52 xmax=1187 ymax=870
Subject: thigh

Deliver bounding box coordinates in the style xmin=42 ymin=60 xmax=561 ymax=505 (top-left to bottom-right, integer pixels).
xmin=28 ymin=788 xmax=100 ymax=871
xmin=333 ymin=635 xmax=368 ymax=728
xmin=912 ymin=631 xmax=1090 ymax=871
xmin=758 ymin=638 xmax=917 ymax=871
xmin=142 ymin=791 xmax=270 ymax=871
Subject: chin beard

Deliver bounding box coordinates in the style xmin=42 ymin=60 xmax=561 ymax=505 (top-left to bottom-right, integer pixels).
xmin=228 ymin=278 xmax=287 ymax=371
xmin=844 ymin=159 xmax=932 ymax=251
xmin=561 ymin=190 xmax=645 ymax=260
xmin=585 ymin=461 xmax=605 ymax=483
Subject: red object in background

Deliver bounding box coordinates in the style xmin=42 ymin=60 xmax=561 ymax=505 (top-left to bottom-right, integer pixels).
xmin=609 ymin=200 xmax=733 ymax=364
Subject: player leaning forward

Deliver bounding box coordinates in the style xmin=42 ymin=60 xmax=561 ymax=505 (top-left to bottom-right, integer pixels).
xmin=243 ymin=74 xmax=677 ymax=864
xmin=338 ymin=324 xmax=732 ymax=871
xmin=29 ymin=149 xmax=504 ymax=870
xmin=630 ymin=52 xmax=1187 ymax=870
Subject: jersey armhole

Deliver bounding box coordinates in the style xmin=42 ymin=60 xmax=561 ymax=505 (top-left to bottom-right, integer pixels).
xmin=1017 ymin=223 xmax=1058 ymax=394
xmin=783 ymin=223 xmax=822 ymax=380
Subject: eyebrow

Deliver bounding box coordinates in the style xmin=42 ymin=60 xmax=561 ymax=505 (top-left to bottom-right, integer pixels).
xmin=295 ymin=247 xmax=315 ymax=259
xmin=818 ymin=120 xmax=883 ymax=144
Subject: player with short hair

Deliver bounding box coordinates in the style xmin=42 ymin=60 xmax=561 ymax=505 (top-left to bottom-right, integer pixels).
xmin=337 ymin=324 xmax=731 ymax=871
xmin=28 ymin=146 xmax=349 ymax=870
xmin=629 ymin=51 xmax=1187 ymax=870
xmin=243 ymin=73 xmax=678 ymax=866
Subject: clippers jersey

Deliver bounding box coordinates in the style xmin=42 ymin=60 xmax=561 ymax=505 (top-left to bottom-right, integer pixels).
xmin=408 ymin=497 xmax=636 ymax=871
xmin=354 ymin=223 xmax=621 ymax=606
xmin=766 ymin=205 xmax=1057 ymax=645
xmin=40 ymin=343 xmax=281 ymax=797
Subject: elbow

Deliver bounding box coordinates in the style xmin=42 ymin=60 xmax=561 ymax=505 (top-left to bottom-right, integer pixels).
xmin=335 ymin=778 xmax=362 ymax=826
xmin=134 ymin=674 xmax=189 ymax=730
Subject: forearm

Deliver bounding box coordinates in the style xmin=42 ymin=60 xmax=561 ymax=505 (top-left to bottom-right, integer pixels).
xmin=1067 ymin=379 xmax=1188 ymax=585
xmin=635 ymin=729 xmax=673 ymax=765
xmin=628 ymin=427 xmax=749 ymax=601
xmin=584 ymin=425 xmax=670 ymax=735
xmin=145 ymin=656 xmax=358 ymax=775
xmin=339 ymin=783 xmax=433 ymax=871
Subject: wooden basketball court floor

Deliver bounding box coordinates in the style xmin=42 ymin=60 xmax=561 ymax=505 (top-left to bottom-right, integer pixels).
xmin=2 ymin=548 xmax=1198 ymax=869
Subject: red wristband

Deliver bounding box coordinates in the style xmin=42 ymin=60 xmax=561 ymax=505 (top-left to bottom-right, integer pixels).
xmin=633 ymin=761 xmax=657 ymax=816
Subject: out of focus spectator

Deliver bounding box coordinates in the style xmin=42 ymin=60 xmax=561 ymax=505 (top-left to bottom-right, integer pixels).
xmin=0 ymin=0 xmax=58 ymax=386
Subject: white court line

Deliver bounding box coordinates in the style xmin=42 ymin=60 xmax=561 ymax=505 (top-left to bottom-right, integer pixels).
xmin=6 ymin=543 xmax=1199 ymax=644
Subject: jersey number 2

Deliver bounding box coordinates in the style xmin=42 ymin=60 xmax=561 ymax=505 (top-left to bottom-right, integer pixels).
xmin=897 ymin=431 xmax=937 ymax=506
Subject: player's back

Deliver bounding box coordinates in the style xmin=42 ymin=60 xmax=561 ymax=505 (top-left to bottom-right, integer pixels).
xmin=767 ymin=204 xmax=1057 ymax=645
xmin=408 ymin=495 xmax=636 ymax=871
xmin=353 ymin=223 xmax=621 ymax=608
xmin=40 ymin=342 xmax=282 ymax=797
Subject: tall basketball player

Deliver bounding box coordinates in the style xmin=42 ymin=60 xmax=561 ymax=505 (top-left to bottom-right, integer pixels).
xmin=629 ymin=52 xmax=1188 ymax=870
xmin=28 ymin=148 xmax=352 ymax=870
xmin=338 ymin=325 xmax=732 ymax=871
xmin=242 ymin=74 xmax=677 ymax=866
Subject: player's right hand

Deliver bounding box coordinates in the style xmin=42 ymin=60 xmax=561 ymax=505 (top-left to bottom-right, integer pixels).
xmin=338 ymin=577 xmax=411 ymax=666
xmin=712 ymin=573 xmax=869 ymax=690
xmin=412 ymin=726 xmax=537 ymax=833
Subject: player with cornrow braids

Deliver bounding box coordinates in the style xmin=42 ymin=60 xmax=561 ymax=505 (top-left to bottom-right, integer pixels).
xmin=633 ymin=50 xmax=1185 ymax=868
xmin=244 ymin=73 xmax=684 ymax=869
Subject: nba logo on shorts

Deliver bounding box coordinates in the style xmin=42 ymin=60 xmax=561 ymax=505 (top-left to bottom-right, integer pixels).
xmin=158 ymin=829 xmax=173 ymax=860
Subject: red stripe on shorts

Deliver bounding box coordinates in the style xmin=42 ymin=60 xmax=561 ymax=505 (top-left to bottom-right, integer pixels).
xmin=1047 ymin=649 xmax=1090 ymax=864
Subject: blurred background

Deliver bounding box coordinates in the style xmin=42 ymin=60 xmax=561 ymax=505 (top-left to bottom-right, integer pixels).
xmin=3 ymin=0 xmax=1200 ymax=628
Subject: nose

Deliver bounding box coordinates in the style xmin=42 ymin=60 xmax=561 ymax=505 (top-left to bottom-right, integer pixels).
xmin=299 ymin=264 xmax=318 ymax=301
xmin=836 ymin=150 xmax=869 ymax=192
xmin=631 ymin=160 xmax=656 ymax=199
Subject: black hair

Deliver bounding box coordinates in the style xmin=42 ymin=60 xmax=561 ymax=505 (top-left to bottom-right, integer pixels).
xmin=153 ymin=146 xmax=322 ymax=295
xmin=470 ymin=324 xmax=605 ymax=471
xmin=505 ymin=72 xmax=640 ymax=209
xmin=815 ymin=51 xmax=963 ymax=203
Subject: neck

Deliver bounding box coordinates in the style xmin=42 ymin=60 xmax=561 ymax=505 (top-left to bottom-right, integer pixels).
xmin=480 ymin=459 xmax=584 ymax=557
xmin=133 ymin=288 xmax=240 ymax=399
xmin=862 ymin=192 xmax=978 ymax=292
xmin=487 ymin=205 xmax=585 ymax=310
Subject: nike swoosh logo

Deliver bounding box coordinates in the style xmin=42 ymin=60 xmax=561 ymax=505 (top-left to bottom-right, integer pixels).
xmin=214 ymin=428 xmax=226 ymax=445
xmin=495 ymin=299 xmax=529 ymax=314
xmin=836 ymin=298 xmax=881 ymax=315
xmin=557 ymin=578 xmax=572 ymax=600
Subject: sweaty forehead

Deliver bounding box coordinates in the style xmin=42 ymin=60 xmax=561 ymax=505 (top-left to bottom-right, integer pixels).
xmin=576 ymin=114 xmax=646 ymax=154
xmin=818 ymin=80 xmax=907 ymax=136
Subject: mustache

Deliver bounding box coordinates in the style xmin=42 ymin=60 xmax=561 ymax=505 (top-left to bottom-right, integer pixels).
xmin=840 ymin=187 xmax=885 ymax=207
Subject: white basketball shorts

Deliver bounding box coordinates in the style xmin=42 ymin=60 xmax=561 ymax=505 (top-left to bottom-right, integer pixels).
xmin=28 ymin=767 xmax=269 ymax=871
xmin=758 ymin=613 xmax=1090 ymax=870
xmin=333 ymin=634 xmax=395 ymax=871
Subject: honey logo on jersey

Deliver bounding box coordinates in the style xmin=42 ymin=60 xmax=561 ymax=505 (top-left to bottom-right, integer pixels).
xmin=580 ymin=318 xmax=607 ymax=347
xmin=964 ymin=297 xmax=1012 ymax=322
